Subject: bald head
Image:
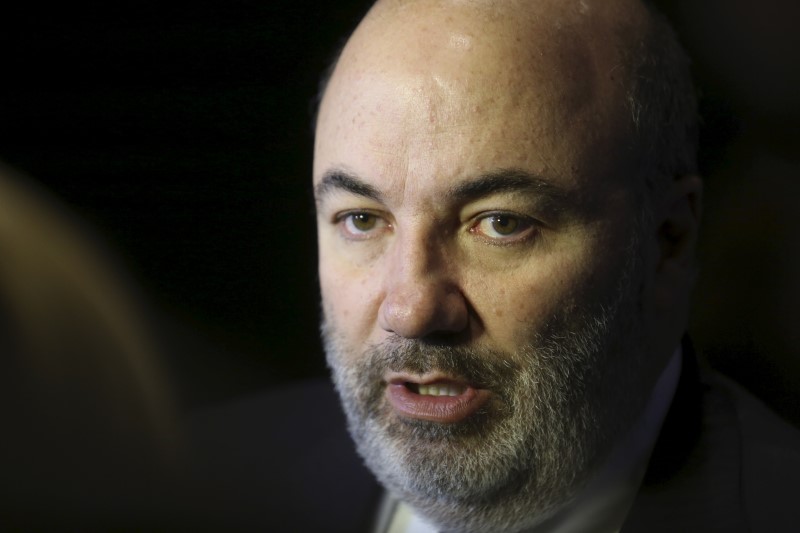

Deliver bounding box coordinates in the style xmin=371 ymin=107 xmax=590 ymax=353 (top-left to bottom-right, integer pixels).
xmin=356 ymin=0 xmax=649 ymax=74
xmin=316 ymin=0 xmax=696 ymax=201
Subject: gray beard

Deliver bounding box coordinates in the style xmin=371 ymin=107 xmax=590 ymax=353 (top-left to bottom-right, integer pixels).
xmin=323 ymin=248 xmax=648 ymax=532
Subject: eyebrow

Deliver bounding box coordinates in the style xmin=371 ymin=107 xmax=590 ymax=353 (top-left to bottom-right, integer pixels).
xmin=315 ymin=169 xmax=383 ymax=205
xmin=446 ymin=169 xmax=568 ymax=205
xmin=314 ymin=167 xmax=569 ymax=208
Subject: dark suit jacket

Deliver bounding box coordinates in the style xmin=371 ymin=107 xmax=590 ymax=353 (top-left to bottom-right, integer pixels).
xmin=187 ymin=346 xmax=800 ymax=532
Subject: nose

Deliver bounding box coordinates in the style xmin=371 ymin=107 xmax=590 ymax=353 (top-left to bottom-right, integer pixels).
xmin=377 ymin=236 xmax=469 ymax=339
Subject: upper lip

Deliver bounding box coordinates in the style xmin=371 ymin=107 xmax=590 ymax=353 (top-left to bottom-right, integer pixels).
xmin=385 ymin=371 xmax=473 ymax=387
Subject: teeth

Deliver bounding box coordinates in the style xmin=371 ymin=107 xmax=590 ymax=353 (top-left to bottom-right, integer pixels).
xmin=416 ymin=384 xmax=465 ymax=397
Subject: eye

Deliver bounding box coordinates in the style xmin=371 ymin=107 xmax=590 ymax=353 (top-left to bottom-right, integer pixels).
xmin=337 ymin=211 xmax=390 ymax=239
xmin=471 ymin=212 xmax=536 ymax=243
xmin=348 ymin=213 xmax=378 ymax=232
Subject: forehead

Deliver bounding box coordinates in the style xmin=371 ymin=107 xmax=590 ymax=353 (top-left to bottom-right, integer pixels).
xmin=314 ymin=0 xmax=638 ymax=198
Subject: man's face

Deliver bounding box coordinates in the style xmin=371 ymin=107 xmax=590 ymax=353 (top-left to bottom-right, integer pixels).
xmin=314 ymin=1 xmax=657 ymax=530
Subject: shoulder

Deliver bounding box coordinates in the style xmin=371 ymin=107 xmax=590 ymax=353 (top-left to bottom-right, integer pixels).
xmin=706 ymin=372 xmax=800 ymax=530
xmin=184 ymin=379 xmax=381 ymax=531
xmin=626 ymin=354 xmax=800 ymax=532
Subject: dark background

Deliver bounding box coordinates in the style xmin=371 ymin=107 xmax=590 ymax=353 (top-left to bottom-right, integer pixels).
xmin=1 ymin=0 xmax=798 ymax=423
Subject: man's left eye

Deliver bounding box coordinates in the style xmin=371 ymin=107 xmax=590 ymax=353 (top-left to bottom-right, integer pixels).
xmin=471 ymin=213 xmax=535 ymax=242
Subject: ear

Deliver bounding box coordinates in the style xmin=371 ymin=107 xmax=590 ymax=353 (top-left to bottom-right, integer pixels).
xmin=653 ymin=173 xmax=703 ymax=309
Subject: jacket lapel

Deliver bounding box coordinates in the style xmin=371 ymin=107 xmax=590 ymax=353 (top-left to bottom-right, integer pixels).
xmin=622 ymin=340 xmax=747 ymax=532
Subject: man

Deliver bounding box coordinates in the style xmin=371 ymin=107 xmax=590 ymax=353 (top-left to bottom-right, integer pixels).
xmin=190 ymin=0 xmax=800 ymax=531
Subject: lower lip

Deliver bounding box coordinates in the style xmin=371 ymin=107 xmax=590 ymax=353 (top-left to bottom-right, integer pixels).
xmin=386 ymin=383 xmax=491 ymax=423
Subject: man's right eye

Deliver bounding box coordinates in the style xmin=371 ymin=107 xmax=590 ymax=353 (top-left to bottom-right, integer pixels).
xmin=337 ymin=211 xmax=390 ymax=239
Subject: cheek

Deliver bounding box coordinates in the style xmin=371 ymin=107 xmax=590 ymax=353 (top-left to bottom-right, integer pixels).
xmin=319 ymin=257 xmax=383 ymax=347
xmin=467 ymin=253 xmax=593 ymax=348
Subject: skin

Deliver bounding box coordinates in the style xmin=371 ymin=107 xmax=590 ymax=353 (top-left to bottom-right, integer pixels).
xmin=314 ymin=0 xmax=701 ymax=529
xmin=315 ymin=0 xmax=689 ymax=369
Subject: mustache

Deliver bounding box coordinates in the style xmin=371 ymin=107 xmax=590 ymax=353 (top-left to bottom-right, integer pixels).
xmin=360 ymin=335 xmax=521 ymax=391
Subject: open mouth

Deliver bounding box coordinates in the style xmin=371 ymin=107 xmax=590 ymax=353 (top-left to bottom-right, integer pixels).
xmin=385 ymin=374 xmax=490 ymax=423
xmin=404 ymin=381 xmax=467 ymax=397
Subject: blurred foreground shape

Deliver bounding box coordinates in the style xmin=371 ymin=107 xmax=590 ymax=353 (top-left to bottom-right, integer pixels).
xmin=0 ymin=162 xmax=185 ymax=529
